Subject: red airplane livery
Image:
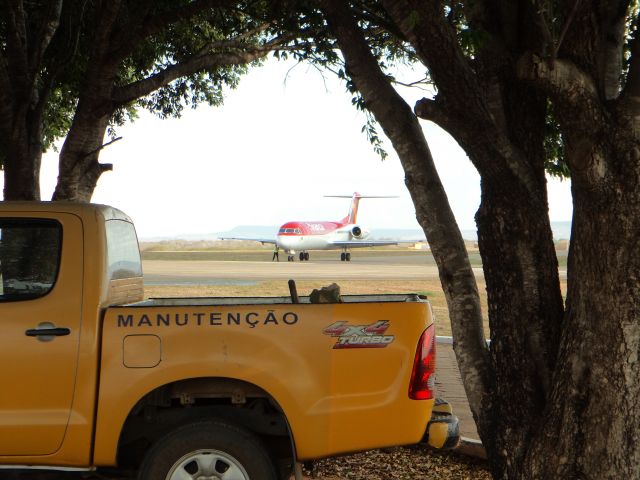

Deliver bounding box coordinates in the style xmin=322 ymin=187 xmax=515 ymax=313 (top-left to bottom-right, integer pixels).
xmin=223 ymin=193 xmax=413 ymax=262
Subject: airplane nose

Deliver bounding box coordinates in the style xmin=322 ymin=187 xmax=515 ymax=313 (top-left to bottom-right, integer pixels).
xmin=279 ymin=235 xmax=300 ymax=251
xmin=278 ymin=236 xmax=291 ymax=248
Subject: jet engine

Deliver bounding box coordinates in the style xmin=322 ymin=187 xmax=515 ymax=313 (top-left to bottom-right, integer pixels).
xmin=351 ymin=226 xmax=364 ymax=238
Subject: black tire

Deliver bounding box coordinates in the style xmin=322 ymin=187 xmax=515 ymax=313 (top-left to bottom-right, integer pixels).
xmin=138 ymin=420 xmax=277 ymax=480
xmin=304 ymin=252 xmax=309 ymax=261
xmin=340 ymin=252 xmax=345 ymax=261
xmin=346 ymin=252 xmax=351 ymax=261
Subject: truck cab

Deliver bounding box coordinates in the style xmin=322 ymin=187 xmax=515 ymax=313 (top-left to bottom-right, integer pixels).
xmin=0 ymin=202 xmax=458 ymax=479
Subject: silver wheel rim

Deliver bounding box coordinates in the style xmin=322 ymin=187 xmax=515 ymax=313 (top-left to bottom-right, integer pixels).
xmin=166 ymin=448 xmax=250 ymax=480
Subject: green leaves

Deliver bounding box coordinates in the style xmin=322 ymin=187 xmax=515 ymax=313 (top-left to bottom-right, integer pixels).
xmin=544 ymin=101 xmax=569 ymax=179
xmin=361 ymin=113 xmax=388 ymax=161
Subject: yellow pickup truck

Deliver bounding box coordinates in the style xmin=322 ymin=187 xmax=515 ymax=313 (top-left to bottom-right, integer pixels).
xmin=0 ymin=202 xmax=458 ymax=479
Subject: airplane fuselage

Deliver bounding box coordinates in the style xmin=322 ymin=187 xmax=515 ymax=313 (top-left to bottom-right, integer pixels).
xmin=276 ymin=221 xmax=366 ymax=253
xmin=221 ymin=193 xmax=407 ymax=262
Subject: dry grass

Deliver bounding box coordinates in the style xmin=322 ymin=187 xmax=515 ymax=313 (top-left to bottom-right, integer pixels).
xmin=145 ymin=279 xmax=490 ymax=338
xmin=145 ymin=278 xmax=565 ymax=339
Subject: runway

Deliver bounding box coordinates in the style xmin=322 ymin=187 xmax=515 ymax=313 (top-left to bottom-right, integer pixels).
xmin=142 ymin=259 xmax=484 ymax=284
xmin=142 ymin=249 xmax=567 ymax=284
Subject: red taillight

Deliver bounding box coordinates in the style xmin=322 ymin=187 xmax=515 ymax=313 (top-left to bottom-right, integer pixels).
xmin=409 ymin=324 xmax=436 ymax=400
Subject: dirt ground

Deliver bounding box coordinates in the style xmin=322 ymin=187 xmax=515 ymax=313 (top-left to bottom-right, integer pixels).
xmin=5 ymin=448 xmax=491 ymax=480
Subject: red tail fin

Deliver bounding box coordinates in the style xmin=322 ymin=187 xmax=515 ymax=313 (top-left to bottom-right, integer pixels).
xmin=343 ymin=192 xmax=361 ymax=224
xmin=326 ymin=192 xmax=396 ymax=225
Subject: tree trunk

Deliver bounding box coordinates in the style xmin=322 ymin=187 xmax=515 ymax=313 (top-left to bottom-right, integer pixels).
xmin=519 ymin=132 xmax=640 ymax=478
xmin=377 ymin=3 xmax=566 ymax=477
xmin=3 ymin=116 xmax=43 ymax=201
xmin=471 ymin=83 xmax=564 ymax=478
xmin=474 ymin=177 xmax=564 ymax=478
xmin=0 ymin=0 xmax=62 ymax=201
xmin=319 ymin=0 xmax=493 ymax=426
xmin=53 ymin=108 xmax=112 ymax=202
xmin=51 ymin=1 xmax=123 ymax=202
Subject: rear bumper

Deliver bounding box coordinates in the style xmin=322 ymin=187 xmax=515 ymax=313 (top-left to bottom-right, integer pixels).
xmin=422 ymin=398 xmax=460 ymax=450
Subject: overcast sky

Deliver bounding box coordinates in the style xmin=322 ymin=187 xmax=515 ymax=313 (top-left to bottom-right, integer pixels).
xmin=32 ymin=57 xmax=572 ymax=239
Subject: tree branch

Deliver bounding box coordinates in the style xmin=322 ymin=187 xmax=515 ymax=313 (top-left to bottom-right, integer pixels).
xmin=45 ymin=0 xmax=90 ymax=83
xmin=553 ymin=0 xmax=582 ymax=59
xmin=350 ymin=2 xmax=407 ymax=41
xmin=108 ymin=0 xmax=237 ymax=64
xmin=28 ymin=0 xmax=63 ymax=80
xmin=4 ymin=0 xmax=29 ymax=88
xmin=516 ymin=52 xmax=602 ymax=121
xmin=83 ymin=136 xmax=122 ymax=159
xmin=86 ymin=0 xmax=123 ymax=72
xmin=382 ymin=0 xmax=542 ymax=197
xmin=111 ymin=40 xmax=280 ymax=107
xmin=0 ymin=52 xmax=12 ymax=109
xmin=414 ymin=97 xmax=456 ymax=134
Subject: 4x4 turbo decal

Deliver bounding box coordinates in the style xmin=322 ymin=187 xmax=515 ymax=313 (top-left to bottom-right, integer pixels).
xmin=323 ymin=320 xmax=395 ymax=349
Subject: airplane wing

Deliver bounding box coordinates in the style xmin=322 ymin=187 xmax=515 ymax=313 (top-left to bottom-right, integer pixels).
xmin=329 ymin=239 xmax=427 ymax=248
xmin=218 ymin=236 xmax=277 ymax=245
xmin=329 ymin=240 xmax=401 ymax=248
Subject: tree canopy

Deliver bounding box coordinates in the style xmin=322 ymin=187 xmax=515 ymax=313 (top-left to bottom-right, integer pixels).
xmin=0 ymin=0 xmax=305 ymax=200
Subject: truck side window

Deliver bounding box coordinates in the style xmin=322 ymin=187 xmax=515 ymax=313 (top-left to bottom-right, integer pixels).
xmin=0 ymin=219 xmax=62 ymax=300
xmin=105 ymin=220 xmax=142 ymax=280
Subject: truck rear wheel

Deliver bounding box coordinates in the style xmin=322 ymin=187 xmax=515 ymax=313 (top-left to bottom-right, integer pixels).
xmin=138 ymin=420 xmax=277 ymax=480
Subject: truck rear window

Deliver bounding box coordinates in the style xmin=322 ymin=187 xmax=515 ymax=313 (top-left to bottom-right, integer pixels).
xmin=105 ymin=219 xmax=142 ymax=280
xmin=0 ymin=219 xmax=62 ymax=300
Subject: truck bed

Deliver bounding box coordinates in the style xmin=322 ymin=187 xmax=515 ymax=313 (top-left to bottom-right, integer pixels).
xmin=96 ymin=292 xmax=435 ymax=461
xmin=127 ymin=293 xmax=426 ymax=307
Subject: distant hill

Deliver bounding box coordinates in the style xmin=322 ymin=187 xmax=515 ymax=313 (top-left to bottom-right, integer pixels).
xmin=550 ymin=221 xmax=572 ymax=240
xmin=140 ymin=221 xmax=572 ymax=242
xmin=460 ymin=221 xmax=571 ymax=241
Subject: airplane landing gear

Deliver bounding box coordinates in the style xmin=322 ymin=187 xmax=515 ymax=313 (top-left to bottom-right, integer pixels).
xmin=340 ymin=252 xmax=351 ymax=262
xmin=299 ymin=252 xmax=310 ymax=261
xmin=287 ymin=255 xmax=294 ymax=262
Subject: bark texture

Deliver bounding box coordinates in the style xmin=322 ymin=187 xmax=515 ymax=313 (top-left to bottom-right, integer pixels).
xmin=519 ymin=7 xmax=640 ymax=471
xmin=371 ymin=1 xmax=639 ymax=478
xmin=0 ymin=0 xmax=63 ymax=200
xmin=378 ymin=2 xmax=565 ymax=476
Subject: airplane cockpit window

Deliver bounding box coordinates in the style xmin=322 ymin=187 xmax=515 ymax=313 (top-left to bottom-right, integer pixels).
xmin=295 ymin=229 xmax=302 ymax=234
xmin=279 ymin=228 xmax=286 ymax=233
xmin=285 ymin=228 xmax=294 ymax=233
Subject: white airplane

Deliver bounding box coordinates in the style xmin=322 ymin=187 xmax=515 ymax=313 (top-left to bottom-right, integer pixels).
xmin=221 ymin=192 xmax=424 ymax=262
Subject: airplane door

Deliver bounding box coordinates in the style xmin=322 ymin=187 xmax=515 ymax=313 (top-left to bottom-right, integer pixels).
xmin=0 ymin=214 xmax=83 ymax=455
